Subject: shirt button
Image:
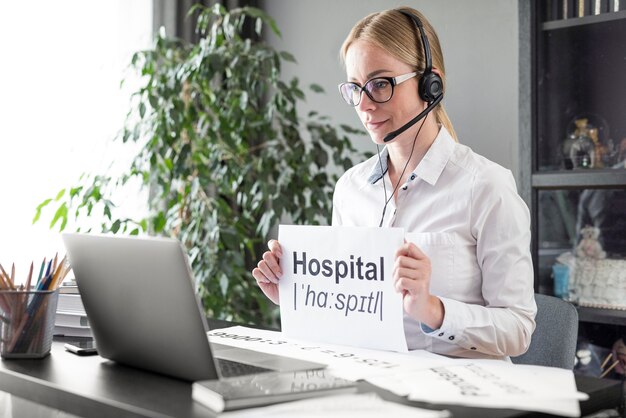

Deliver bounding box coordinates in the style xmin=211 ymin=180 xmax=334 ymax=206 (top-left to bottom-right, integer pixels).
xmin=448 ymin=336 xmax=455 ymax=341
xmin=438 ymin=332 xmax=444 ymax=337
xmin=410 ymin=174 xmax=416 ymax=180
xmin=470 ymin=347 xmax=477 ymax=350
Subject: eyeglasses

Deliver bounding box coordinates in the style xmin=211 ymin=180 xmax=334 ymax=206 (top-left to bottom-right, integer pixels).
xmin=338 ymin=72 xmax=417 ymax=107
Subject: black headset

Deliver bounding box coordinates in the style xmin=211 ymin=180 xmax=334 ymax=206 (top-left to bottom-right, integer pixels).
xmin=398 ymin=10 xmax=443 ymax=104
xmin=378 ymin=10 xmax=445 ymax=225
xmin=382 ymin=10 xmax=444 ymax=143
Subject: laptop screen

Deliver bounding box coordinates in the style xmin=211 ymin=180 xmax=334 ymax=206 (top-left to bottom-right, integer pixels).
xmin=62 ymin=233 xmax=220 ymax=381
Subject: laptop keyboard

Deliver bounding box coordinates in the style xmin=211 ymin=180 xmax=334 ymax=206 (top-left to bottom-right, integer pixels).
xmin=216 ymin=358 xmax=273 ymax=378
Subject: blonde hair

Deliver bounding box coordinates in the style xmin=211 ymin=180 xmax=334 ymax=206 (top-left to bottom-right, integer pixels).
xmin=340 ymin=7 xmax=458 ymax=142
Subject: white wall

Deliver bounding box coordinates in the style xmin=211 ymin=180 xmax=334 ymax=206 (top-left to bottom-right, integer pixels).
xmin=262 ymin=0 xmax=520 ymax=182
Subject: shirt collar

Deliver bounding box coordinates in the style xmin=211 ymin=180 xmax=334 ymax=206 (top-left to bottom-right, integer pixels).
xmin=414 ymin=126 xmax=456 ymax=186
xmin=367 ymin=147 xmax=389 ymax=184
xmin=367 ymin=126 xmax=456 ymax=186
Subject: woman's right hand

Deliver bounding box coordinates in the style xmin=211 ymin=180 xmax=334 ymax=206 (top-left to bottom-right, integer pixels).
xmin=251 ymin=239 xmax=283 ymax=305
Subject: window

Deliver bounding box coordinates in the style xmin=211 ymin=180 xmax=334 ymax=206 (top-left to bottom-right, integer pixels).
xmin=0 ymin=1 xmax=153 ymax=274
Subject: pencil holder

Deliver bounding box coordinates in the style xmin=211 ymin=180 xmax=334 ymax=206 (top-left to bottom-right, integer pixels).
xmin=0 ymin=290 xmax=59 ymax=359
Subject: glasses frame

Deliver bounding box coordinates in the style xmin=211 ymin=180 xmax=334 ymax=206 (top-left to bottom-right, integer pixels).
xmin=338 ymin=72 xmax=417 ymax=107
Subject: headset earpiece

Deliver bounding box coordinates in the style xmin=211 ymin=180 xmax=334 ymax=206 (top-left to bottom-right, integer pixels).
xmin=419 ymin=71 xmax=443 ymax=103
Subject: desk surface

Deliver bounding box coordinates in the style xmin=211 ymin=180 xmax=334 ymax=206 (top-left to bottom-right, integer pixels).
xmin=0 ymin=330 xmax=622 ymax=418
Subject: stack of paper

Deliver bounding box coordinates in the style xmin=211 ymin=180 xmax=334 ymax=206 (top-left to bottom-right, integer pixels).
xmin=219 ymin=393 xmax=450 ymax=418
xmin=192 ymin=370 xmax=358 ymax=413
xmin=54 ymin=282 xmax=91 ymax=337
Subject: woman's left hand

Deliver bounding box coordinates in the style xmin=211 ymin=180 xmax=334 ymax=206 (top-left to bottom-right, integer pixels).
xmin=393 ymin=241 xmax=444 ymax=329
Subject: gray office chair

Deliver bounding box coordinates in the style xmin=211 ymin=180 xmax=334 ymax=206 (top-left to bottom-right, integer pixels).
xmin=512 ymin=293 xmax=578 ymax=369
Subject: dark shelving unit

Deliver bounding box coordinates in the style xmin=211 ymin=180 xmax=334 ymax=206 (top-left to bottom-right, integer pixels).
xmin=530 ymin=0 xmax=626 ymax=353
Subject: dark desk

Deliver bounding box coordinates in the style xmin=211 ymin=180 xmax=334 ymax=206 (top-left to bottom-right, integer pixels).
xmin=0 ymin=330 xmax=622 ymax=418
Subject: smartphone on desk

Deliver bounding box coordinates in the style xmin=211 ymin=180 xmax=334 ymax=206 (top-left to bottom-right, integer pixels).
xmin=64 ymin=340 xmax=97 ymax=356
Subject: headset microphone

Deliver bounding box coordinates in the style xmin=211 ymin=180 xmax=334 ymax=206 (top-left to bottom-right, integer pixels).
xmin=382 ymin=93 xmax=442 ymax=143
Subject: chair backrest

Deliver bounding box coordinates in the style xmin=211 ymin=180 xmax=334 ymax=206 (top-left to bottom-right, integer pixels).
xmin=512 ymin=293 xmax=578 ymax=369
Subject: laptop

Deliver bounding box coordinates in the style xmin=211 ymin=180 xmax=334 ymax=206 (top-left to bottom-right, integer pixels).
xmin=62 ymin=233 xmax=325 ymax=381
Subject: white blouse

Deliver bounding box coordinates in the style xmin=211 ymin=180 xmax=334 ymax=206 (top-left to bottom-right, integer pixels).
xmin=332 ymin=126 xmax=537 ymax=360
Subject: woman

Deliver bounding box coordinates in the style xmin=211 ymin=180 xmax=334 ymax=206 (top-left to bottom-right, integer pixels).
xmin=252 ymin=7 xmax=536 ymax=360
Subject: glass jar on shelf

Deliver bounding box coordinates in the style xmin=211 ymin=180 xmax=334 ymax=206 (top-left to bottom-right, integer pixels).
xmin=563 ymin=115 xmax=615 ymax=169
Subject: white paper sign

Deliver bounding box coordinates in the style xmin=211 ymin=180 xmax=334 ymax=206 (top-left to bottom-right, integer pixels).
xmin=278 ymin=225 xmax=407 ymax=352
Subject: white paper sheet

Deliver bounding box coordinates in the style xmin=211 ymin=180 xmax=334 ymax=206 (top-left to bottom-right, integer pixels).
xmin=219 ymin=393 xmax=451 ymax=418
xmin=368 ymin=361 xmax=587 ymax=417
xmin=208 ymin=326 xmax=461 ymax=381
xmin=278 ymin=225 xmax=407 ymax=352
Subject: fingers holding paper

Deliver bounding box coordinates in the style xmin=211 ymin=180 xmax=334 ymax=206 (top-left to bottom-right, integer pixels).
xmin=251 ymin=239 xmax=283 ymax=305
xmin=394 ymin=242 xmax=431 ymax=291
xmin=393 ymin=242 xmax=443 ymax=330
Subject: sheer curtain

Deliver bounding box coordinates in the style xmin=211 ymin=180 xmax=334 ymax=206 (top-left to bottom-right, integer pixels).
xmin=0 ymin=1 xmax=153 ymax=277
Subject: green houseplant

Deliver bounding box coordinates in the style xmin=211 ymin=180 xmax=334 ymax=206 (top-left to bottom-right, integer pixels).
xmin=34 ymin=4 xmax=365 ymax=327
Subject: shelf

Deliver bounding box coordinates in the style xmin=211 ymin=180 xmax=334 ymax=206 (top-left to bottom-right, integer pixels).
xmin=577 ymin=306 xmax=626 ymax=325
xmin=532 ymin=170 xmax=626 ymax=189
xmin=542 ymin=9 xmax=626 ymax=30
